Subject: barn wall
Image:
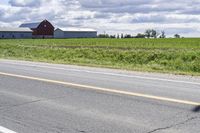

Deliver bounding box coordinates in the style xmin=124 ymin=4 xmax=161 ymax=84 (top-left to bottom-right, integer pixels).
xmin=0 ymin=32 xmax=32 ymax=39
xmin=54 ymin=30 xmax=97 ymax=38
xmin=64 ymin=32 xmax=97 ymax=38
xmin=32 ymin=34 xmax=54 ymax=39
xmin=32 ymin=20 xmax=54 ymax=38
xmin=54 ymin=29 xmax=65 ymax=38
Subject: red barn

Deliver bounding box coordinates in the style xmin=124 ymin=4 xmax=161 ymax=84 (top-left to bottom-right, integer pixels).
xmin=20 ymin=20 xmax=54 ymax=38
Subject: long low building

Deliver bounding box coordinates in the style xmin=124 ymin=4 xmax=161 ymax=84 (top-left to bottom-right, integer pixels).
xmin=0 ymin=27 xmax=33 ymax=39
xmin=54 ymin=28 xmax=97 ymax=38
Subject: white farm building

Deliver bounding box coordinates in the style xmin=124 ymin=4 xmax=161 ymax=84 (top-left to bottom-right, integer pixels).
xmin=54 ymin=28 xmax=97 ymax=38
xmin=0 ymin=27 xmax=33 ymax=39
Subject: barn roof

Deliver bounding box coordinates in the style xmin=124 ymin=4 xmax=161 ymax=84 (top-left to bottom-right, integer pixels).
xmin=56 ymin=28 xmax=97 ymax=32
xmin=0 ymin=27 xmax=33 ymax=32
xmin=19 ymin=22 xmax=41 ymax=29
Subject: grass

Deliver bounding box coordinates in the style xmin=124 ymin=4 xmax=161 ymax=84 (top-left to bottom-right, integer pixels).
xmin=0 ymin=38 xmax=200 ymax=76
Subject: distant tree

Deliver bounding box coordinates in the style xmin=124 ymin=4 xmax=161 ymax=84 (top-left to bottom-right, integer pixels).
xmin=160 ymin=31 xmax=166 ymax=38
xmin=98 ymin=34 xmax=110 ymax=38
xmin=174 ymin=34 xmax=180 ymax=38
xmin=145 ymin=29 xmax=160 ymax=38
xmin=121 ymin=33 xmax=124 ymax=39
xmin=117 ymin=34 xmax=120 ymax=39
xmin=145 ymin=29 xmax=152 ymax=38
xmin=151 ymin=29 xmax=160 ymax=38
xmin=109 ymin=35 xmax=116 ymax=38
xmin=135 ymin=33 xmax=146 ymax=38
xmin=124 ymin=34 xmax=132 ymax=38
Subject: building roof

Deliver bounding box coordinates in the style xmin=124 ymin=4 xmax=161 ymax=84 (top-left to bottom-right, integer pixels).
xmin=19 ymin=22 xmax=41 ymax=29
xmin=56 ymin=28 xmax=97 ymax=32
xmin=0 ymin=27 xmax=33 ymax=32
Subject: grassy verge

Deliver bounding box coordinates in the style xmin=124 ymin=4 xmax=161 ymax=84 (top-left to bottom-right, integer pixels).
xmin=0 ymin=38 xmax=200 ymax=76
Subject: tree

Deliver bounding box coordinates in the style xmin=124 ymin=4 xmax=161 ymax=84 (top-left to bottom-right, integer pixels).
xmin=151 ymin=29 xmax=160 ymax=38
xmin=124 ymin=34 xmax=132 ymax=38
xmin=109 ymin=35 xmax=116 ymax=38
xmin=121 ymin=33 xmax=124 ymax=39
xmin=117 ymin=34 xmax=120 ymax=39
xmin=145 ymin=29 xmax=160 ymax=38
xmin=98 ymin=34 xmax=109 ymax=38
xmin=174 ymin=34 xmax=180 ymax=38
xmin=135 ymin=33 xmax=146 ymax=38
xmin=160 ymin=31 xmax=166 ymax=38
xmin=145 ymin=29 xmax=152 ymax=38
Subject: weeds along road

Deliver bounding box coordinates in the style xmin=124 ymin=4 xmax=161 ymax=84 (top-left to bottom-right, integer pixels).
xmin=0 ymin=59 xmax=200 ymax=133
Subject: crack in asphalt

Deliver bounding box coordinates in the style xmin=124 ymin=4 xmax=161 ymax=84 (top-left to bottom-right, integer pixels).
xmin=0 ymin=95 xmax=69 ymax=112
xmin=76 ymin=130 xmax=87 ymax=133
xmin=0 ymin=99 xmax=43 ymax=111
xmin=1 ymin=115 xmax=73 ymax=133
xmin=74 ymin=128 xmax=92 ymax=133
xmin=147 ymin=115 xmax=200 ymax=133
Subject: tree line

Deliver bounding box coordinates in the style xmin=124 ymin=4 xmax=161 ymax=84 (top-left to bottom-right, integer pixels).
xmin=98 ymin=29 xmax=181 ymax=39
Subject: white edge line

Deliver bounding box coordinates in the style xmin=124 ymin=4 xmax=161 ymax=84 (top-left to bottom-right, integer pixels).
xmin=1 ymin=60 xmax=200 ymax=85
xmin=0 ymin=126 xmax=17 ymax=133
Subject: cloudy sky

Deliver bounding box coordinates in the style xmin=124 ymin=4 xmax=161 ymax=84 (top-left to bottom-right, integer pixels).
xmin=0 ymin=0 xmax=200 ymax=37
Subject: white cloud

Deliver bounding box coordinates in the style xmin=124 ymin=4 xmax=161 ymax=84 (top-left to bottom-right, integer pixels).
xmin=9 ymin=0 xmax=43 ymax=7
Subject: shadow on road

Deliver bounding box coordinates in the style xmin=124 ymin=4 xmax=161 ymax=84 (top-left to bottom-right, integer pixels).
xmin=192 ymin=106 xmax=200 ymax=112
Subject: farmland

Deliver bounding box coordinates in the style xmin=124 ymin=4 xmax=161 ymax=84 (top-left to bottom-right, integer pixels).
xmin=0 ymin=38 xmax=200 ymax=75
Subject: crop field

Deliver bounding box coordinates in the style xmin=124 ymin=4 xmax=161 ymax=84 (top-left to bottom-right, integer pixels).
xmin=0 ymin=38 xmax=200 ymax=75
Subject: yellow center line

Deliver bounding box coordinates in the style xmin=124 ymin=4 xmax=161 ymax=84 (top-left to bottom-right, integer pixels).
xmin=0 ymin=72 xmax=199 ymax=106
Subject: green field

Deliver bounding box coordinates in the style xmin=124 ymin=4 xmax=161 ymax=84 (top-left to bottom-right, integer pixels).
xmin=0 ymin=38 xmax=200 ymax=75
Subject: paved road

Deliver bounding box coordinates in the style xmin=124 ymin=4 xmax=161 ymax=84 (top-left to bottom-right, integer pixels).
xmin=0 ymin=59 xmax=200 ymax=133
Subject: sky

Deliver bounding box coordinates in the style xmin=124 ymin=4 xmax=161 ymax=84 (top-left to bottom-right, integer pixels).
xmin=0 ymin=0 xmax=200 ymax=37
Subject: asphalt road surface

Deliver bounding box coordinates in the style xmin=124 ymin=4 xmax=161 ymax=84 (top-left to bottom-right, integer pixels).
xmin=0 ymin=59 xmax=200 ymax=133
